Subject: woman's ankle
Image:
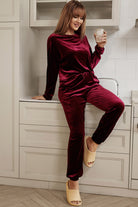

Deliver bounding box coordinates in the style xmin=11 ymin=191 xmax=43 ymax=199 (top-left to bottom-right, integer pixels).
xmin=69 ymin=179 xmax=79 ymax=189
xmin=87 ymin=137 xmax=98 ymax=152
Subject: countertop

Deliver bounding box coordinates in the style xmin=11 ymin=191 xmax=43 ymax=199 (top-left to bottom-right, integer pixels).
xmin=20 ymin=96 xmax=132 ymax=106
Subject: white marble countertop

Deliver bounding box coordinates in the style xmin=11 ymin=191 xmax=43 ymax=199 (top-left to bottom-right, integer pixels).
xmin=20 ymin=96 xmax=132 ymax=106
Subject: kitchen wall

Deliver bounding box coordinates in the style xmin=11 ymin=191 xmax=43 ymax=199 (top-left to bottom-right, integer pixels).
xmin=20 ymin=0 xmax=138 ymax=102
xmin=92 ymin=0 xmax=138 ymax=100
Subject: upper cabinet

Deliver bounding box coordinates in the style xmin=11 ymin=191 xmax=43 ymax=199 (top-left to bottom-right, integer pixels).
xmin=30 ymin=0 xmax=121 ymax=28
xmin=0 ymin=0 xmax=19 ymax=22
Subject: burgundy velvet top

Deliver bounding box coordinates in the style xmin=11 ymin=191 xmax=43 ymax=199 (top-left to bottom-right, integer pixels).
xmin=43 ymin=33 xmax=104 ymax=100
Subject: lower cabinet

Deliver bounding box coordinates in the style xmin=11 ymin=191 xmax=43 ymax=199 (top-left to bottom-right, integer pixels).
xmin=20 ymin=147 xmax=67 ymax=182
xmin=19 ymin=101 xmax=131 ymax=189
xmin=131 ymin=104 xmax=138 ymax=189
xmin=81 ymin=152 xmax=129 ymax=188
xmin=20 ymin=146 xmax=129 ymax=188
xmin=132 ymin=118 xmax=138 ymax=179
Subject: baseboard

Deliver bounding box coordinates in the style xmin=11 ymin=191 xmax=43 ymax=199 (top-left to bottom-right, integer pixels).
xmin=0 ymin=177 xmax=138 ymax=198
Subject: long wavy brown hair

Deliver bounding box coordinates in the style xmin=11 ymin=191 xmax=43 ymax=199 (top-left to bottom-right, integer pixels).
xmin=54 ymin=0 xmax=86 ymax=39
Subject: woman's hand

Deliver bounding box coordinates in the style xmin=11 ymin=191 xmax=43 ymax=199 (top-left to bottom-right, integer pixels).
xmin=94 ymin=31 xmax=107 ymax=48
xmin=32 ymin=95 xmax=46 ymax=100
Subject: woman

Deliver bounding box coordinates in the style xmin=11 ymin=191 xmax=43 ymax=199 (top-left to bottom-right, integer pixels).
xmin=33 ymin=0 xmax=125 ymax=206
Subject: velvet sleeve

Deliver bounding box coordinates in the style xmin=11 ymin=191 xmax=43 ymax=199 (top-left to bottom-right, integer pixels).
xmin=85 ymin=36 xmax=104 ymax=70
xmin=43 ymin=35 xmax=59 ymax=100
xmin=89 ymin=45 xmax=104 ymax=69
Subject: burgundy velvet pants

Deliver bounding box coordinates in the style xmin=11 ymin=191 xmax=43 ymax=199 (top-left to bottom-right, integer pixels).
xmin=58 ymin=83 xmax=125 ymax=181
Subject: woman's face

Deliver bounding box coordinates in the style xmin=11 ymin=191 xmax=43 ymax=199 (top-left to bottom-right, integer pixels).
xmin=69 ymin=8 xmax=84 ymax=33
xmin=69 ymin=15 xmax=83 ymax=32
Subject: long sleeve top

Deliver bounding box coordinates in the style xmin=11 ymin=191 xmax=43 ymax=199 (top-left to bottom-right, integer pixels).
xmin=43 ymin=33 xmax=104 ymax=100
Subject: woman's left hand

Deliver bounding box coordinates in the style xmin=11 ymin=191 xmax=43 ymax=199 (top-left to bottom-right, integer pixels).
xmin=94 ymin=31 xmax=107 ymax=48
xmin=32 ymin=95 xmax=46 ymax=100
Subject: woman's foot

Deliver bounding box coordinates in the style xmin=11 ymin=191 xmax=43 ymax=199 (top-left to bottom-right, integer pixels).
xmin=67 ymin=180 xmax=82 ymax=206
xmin=86 ymin=137 xmax=98 ymax=165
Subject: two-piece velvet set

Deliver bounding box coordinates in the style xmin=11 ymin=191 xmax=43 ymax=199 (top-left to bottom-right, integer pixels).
xmin=43 ymin=33 xmax=124 ymax=181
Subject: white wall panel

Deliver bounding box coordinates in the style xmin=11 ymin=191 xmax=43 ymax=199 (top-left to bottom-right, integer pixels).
xmin=0 ymin=0 xmax=19 ymax=21
xmin=0 ymin=23 xmax=19 ymax=177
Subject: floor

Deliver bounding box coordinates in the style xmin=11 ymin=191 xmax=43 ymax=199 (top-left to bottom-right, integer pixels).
xmin=0 ymin=185 xmax=138 ymax=207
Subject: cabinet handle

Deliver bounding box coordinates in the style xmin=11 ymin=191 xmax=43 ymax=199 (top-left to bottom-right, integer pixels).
xmin=137 ymin=124 xmax=138 ymax=128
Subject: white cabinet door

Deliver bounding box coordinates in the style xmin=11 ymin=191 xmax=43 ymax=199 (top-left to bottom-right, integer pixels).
xmin=30 ymin=0 xmax=66 ymax=27
xmin=81 ymin=0 xmax=120 ymax=27
xmin=132 ymin=118 xmax=138 ymax=180
xmin=0 ymin=23 xmax=19 ymax=177
xmin=81 ymin=152 xmax=129 ymax=188
xmin=20 ymin=147 xmax=129 ymax=188
xmin=20 ymin=147 xmax=67 ymax=182
xmin=0 ymin=0 xmax=19 ymax=21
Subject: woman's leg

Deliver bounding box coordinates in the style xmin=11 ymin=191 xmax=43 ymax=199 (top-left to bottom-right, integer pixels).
xmin=86 ymin=84 xmax=125 ymax=145
xmin=59 ymin=92 xmax=86 ymax=205
xmin=59 ymin=91 xmax=86 ymax=181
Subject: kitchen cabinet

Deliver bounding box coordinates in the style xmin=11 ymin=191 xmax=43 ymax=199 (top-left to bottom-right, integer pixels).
xmin=132 ymin=118 xmax=138 ymax=179
xmin=19 ymin=100 xmax=131 ymax=189
xmin=1 ymin=0 xmax=138 ymax=199
xmin=131 ymin=92 xmax=138 ymax=189
xmin=30 ymin=0 xmax=120 ymax=28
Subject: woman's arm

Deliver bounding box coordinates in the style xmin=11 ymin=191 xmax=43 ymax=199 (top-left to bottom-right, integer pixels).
xmin=43 ymin=35 xmax=59 ymax=100
xmin=32 ymin=34 xmax=59 ymax=100
xmin=87 ymin=32 xmax=107 ymax=70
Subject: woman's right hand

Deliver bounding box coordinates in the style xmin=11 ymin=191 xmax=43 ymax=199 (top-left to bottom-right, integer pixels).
xmin=32 ymin=95 xmax=46 ymax=100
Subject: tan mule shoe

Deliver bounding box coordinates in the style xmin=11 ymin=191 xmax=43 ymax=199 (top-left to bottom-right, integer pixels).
xmin=66 ymin=180 xmax=82 ymax=206
xmin=84 ymin=136 xmax=96 ymax=167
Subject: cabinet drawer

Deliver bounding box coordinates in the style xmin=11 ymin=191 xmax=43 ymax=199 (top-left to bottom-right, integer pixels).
xmin=20 ymin=102 xmax=67 ymax=126
xmin=20 ymin=147 xmax=129 ymax=188
xmin=20 ymin=147 xmax=67 ymax=182
xmin=20 ymin=102 xmax=131 ymax=130
xmin=85 ymin=105 xmax=131 ymax=130
xmin=81 ymin=152 xmax=129 ymax=188
xmin=134 ymin=104 xmax=138 ymax=117
xmin=20 ymin=125 xmax=69 ymax=149
xmin=86 ymin=128 xmax=130 ymax=154
xmin=20 ymin=124 xmax=130 ymax=154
